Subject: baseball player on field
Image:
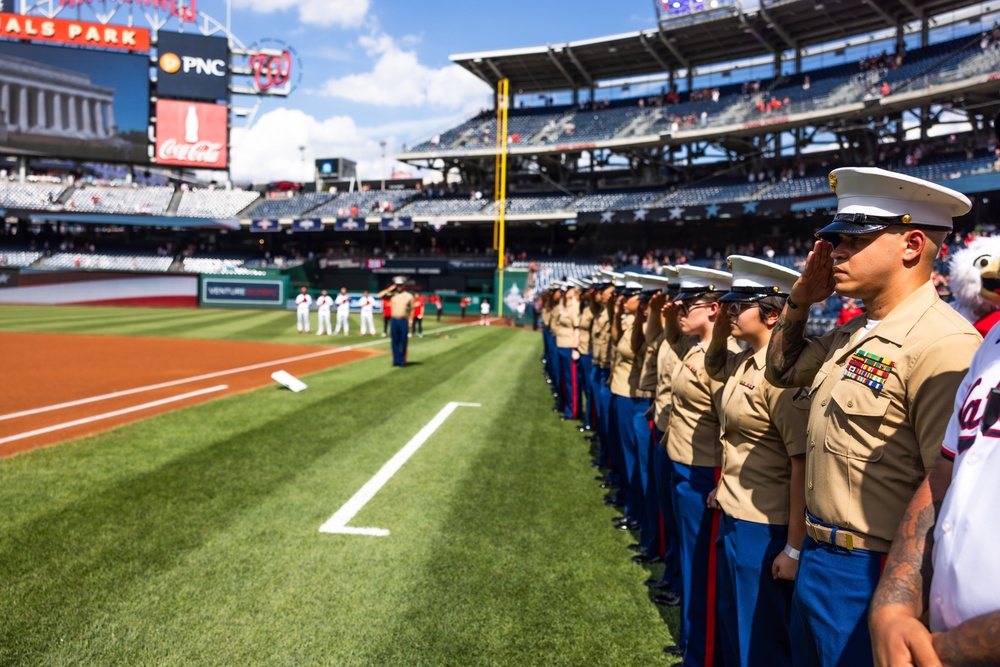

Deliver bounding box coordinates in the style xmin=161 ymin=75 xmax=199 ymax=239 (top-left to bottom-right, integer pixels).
xmin=333 ymin=287 xmax=351 ymax=335
xmin=315 ymin=289 xmax=334 ymax=336
xmin=359 ymin=290 xmax=377 ymax=336
xmin=295 ymin=286 xmax=312 ymax=334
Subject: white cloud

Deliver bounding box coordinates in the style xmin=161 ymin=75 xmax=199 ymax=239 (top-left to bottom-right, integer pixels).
xmin=233 ymin=0 xmax=369 ymax=28
xmin=229 ymin=107 xmax=460 ymax=185
xmin=317 ymin=30 xmax=491 ymax=111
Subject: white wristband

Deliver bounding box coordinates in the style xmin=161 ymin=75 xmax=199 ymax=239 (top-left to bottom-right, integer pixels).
xmin=782 ymin=544 xmax=800 ymax=561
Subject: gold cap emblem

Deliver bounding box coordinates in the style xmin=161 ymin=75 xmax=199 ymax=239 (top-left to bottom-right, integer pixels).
xmin=902 ymin=214 xmax=911 ymax=224
xmin=829 ymin=172 xmax=838 ymax=192
xmin=726 ymin=258 xmax=733 ymax=270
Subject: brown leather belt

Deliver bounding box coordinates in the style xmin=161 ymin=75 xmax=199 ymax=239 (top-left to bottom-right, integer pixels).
xmin=804 ymin=514 xmax=891 ymax=553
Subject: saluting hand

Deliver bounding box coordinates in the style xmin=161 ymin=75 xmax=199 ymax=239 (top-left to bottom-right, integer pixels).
xmin=789 ymin=239 xmax=836 ymax=309
xmin=649 ymin=291 xmax=667 ymax=313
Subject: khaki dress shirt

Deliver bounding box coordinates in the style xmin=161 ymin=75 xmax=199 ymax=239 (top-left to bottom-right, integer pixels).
xmin=788 ymin=281 xmax=980 ymax=547
xmin=716 ymin=347 xmax=810 ymax=525
xmin=666 ymin=337 xmax=724 ymax=467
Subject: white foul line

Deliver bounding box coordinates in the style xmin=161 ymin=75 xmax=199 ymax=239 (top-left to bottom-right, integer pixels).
xmin=0 ymin=322 xmax=474 ymax=423
xmin=0 ymin=385 xmax=229 ymax=446
xmin=319 ymin=401 xmax=481 ymax=537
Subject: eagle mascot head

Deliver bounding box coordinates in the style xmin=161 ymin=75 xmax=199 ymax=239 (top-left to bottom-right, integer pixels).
xmin=948 ymin=235 xmax=1000 ymax=331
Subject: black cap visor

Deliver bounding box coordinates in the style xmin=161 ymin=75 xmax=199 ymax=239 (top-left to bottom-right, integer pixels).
xmin=719 ymin=286 xmax=789 ymax=302
xmin=816 ymin=212 xmax=945 ymax=242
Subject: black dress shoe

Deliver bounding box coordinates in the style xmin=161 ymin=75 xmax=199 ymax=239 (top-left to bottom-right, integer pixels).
xmin=644 ymin=578 xmax=671 ymax=589
xmin=663 ymin=644 xmax=683 ymax=655
xmin=603 ymin=497 xmax=623 ymax=508
xmin=627 ymin=543 xmax=644 ymax=552
xmin=652 ymin=591 xmax=681 ymax=606
xmin=552 ymin=407 xmax=561 ymax=413
xmin=616 ymin=520 xmax=639 ymax=531
xmin=632 ymin=553 xmax=662 ymax=564
xmin=578 ymin=425 xmax=592 ymax=432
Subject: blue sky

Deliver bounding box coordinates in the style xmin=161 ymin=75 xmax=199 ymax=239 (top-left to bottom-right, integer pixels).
xmin=223 ymin=0 xmax=657 ymax=184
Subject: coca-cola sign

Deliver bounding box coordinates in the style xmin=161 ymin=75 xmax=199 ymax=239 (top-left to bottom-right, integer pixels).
xmin=155 ymin=99 xmax=227 ymax=169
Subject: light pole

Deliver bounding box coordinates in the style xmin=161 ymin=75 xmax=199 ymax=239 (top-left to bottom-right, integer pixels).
xmin=379 ymin=140 xmax=387 ymax=190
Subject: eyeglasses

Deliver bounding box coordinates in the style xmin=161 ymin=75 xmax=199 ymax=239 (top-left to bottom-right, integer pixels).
xmin=728 ymin=302 xmax=760 ymax=317
xmin=678 ymin=302 xmax=712 ymax=316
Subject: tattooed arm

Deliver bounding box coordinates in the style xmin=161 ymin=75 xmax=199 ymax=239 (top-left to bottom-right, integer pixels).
xmin=933 ymin=610 xmax=1000 ymax=667
xmin=764 ymin=240 xmax=835 ymax=388
xmin=869 ymin=458 xmax=953 ymax=667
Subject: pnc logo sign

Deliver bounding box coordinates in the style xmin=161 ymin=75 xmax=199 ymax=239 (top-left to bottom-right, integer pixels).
xmin=160 ymin=52 xmax=226 ymax=77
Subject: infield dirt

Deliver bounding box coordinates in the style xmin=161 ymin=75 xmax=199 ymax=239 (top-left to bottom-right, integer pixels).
xmin=0 ymin=332 xmax=383 ymax=457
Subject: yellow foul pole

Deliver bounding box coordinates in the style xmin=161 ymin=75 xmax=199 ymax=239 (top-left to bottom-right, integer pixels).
xmin=494 ymin=78 xmax=509 ymax=317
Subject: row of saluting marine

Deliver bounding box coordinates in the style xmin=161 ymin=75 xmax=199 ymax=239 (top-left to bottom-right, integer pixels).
xmin=538 ymin=167 xmax=998 ymax=667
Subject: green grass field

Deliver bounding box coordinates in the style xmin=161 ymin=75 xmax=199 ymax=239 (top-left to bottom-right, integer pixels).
xmin=0 ymin=305 xmax=680 ymax=666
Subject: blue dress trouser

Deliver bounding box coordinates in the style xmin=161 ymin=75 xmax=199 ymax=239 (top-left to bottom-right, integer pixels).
xmin=557 ymin=347 xmax=577 ymax=418
xmin=611 ymin=394 xmax=639 ymax=518
xmin=652 ymin=442 xmax=682 ymax=591
xmin=672 ymin=461 xmax=723 ymax=667
xmin=717 ymin=513 xmax=793 ymax=667
xmin=630 ymin=397 xmax=656 ymax=553
xmin=390 ymin=318 xmax=409 ymax=366
xmin=578 ymin=353 xmax=594 ymax=427
xmin=790 ymin=528 xmax=884 ymax=667
xmin=594 ymin=367 xmax=614 ymax=471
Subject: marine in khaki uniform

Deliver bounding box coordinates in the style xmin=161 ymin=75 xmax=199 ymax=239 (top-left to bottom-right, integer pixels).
xmin=589 ymin=276 xmax=617 ymax=477
xmin=553 ymin=286 xmax=581 ymax=419
xmin=608 ymin=277 xmax=648 ymax=534
xmin=764 ymin=168 xmax=981 ymax=667
xmin=621 ymin=273 xmax=676 ymax=566
xmin=574 ymin=279 xmax=597 ymax=432
xmin=643 ymin=267 xmax=684 ymax=598
xmin=541 ymin=285 xmax=562 ymax=400
xmin=662 ymin=265 xmax=733 ymax=666
xmin=377 ymin=277 xmax=415 ymax=367
xmin=705 ymin=256 xmax=810 ymax=667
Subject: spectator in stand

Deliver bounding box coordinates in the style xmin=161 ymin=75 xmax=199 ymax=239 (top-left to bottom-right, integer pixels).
xmin=836 ymin=297 xmax=864 ymax=325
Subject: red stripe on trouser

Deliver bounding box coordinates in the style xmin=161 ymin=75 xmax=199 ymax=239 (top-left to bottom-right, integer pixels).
xmin=880 ymin=553 xmax=888 ymax=575
xmin=571 ymin=363 xmax=578 ymax=418
xmin=705 ymin=467 xmax=722 ymax=667
xmin=650 ymin=420 xmax=665 ymax=557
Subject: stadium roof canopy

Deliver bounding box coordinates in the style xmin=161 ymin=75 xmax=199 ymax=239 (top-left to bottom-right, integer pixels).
xmin=451 ymin=0 xmax=985 ymax=95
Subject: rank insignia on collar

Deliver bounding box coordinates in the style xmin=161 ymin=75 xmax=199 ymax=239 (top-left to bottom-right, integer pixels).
xmin=843 ymin=348 xmax=895 ymax=392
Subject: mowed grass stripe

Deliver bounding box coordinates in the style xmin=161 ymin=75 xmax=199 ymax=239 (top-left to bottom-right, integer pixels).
xmin=0 ymin=326 xmax=499 ymax=664
xmin=0 ymin=304 xmax=464 ymax=345
xmin=0 ymin=322 xmax=677 ymax=665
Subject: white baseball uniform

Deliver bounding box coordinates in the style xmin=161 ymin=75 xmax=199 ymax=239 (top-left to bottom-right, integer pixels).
xmin=295 ymin=292 xmax=312 ymax=333
xmin=359 ymin=295 xmax=376 ymax=335
xmin=930 ymin=322 xmax=1000 ymax=632
xmin=334 ymin=293 xmax=351 ymax=335
xmin=315 ymin=294 xmax=334 ymax=335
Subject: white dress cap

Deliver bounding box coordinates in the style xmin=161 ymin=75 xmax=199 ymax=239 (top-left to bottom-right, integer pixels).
xmin=675 ymin=265 xmax=733 ymax=300
xmin=722 ymin=255 xmax=801 ymax=300
xmin=819 ymin=167 xmax=971 ymax=239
